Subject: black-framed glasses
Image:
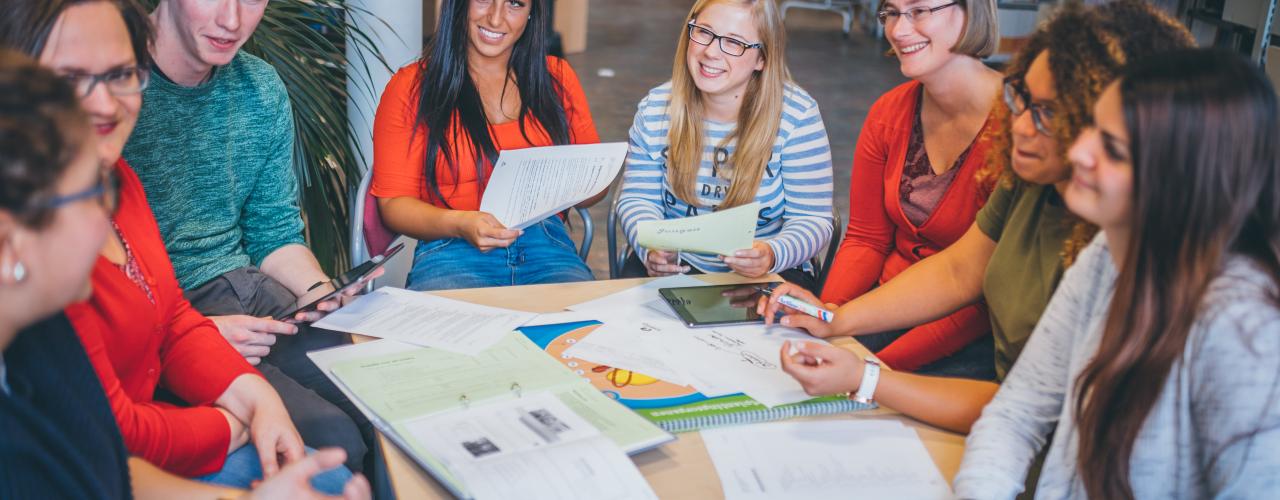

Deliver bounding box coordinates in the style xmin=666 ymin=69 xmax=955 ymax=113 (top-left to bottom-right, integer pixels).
xmin=58 ymin=66 xmax=149 ymax=99
xmin=687 ymin=22 xmax=763 ymax=57
xmin=877 ymin=1 xmax=960 ymax=25
xmin=1003 ymin=77 xmax=1055 ymax=136
xmin=28 ymin=167 xmax=119 ymax=216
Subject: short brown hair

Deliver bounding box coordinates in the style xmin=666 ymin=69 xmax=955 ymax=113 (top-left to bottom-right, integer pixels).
xmin=876 ymin=0 xmax=1000 ymax=58
xmin=0 ymin=50 xmax=89 ymax=228
xmin=953 ymin=0 xmax=999 ymax=58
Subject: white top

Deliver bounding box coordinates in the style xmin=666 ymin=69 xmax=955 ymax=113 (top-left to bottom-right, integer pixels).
xmin=955 ymin=234 xmax=1280 ymax=499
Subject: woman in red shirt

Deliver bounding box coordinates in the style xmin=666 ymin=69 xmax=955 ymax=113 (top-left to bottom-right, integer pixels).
xmin=820 ymin=0 xmax=1002 ymax=375
xmin=14 ymin=0 xmax=351 ymax=492
xmin=372 ymin=0 xmax=604 ymax=291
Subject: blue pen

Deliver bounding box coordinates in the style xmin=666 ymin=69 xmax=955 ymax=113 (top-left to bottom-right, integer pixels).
xmin=759 ymin=286 xmax=834 ymax=323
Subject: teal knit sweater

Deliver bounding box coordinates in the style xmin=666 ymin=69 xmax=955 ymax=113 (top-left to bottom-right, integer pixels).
xmin=123 ymin=52 xmax=305 ymax=290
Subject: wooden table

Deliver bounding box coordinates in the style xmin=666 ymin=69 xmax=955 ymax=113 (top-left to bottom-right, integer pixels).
xmin=357 ymin=274 xmax=966 ymax=499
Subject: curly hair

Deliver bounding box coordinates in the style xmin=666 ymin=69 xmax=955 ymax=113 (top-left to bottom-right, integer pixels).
xmin=0 ymin=49 xmax=89 ymax=228
xmin=974 ymin=0 xmax=1194 ymax=266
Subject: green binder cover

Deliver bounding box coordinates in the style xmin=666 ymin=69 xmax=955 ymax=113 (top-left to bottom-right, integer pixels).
xmin=518 ymin=320 xmax=875 ymax=433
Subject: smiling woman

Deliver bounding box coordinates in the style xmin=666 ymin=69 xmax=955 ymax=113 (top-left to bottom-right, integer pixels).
xmin=616 ymin=0 xmax=835 ymax=288
xmin=371 ymin=0 xmax=605 ymax=291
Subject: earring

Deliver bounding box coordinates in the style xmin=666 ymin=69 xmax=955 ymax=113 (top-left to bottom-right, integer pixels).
xmin=11 ymin=262 xmax=25 ymax=283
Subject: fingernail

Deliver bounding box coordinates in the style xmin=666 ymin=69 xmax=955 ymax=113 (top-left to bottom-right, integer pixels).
xmin=781 ymin=317 xmax=790 ymax=326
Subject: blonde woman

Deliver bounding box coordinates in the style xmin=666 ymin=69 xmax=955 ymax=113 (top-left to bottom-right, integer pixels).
xmin=617 ymin=0 xmax=834 ymax=289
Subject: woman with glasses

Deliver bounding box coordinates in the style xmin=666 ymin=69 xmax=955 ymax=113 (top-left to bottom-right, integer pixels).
xmin=957 ymin=48 xmax=1280 ymax=500
xmin=762 ymin=0 xmax=1194 ymax=434
xmin=616 ymin=0 xmax=834 ymax=288
xmin=0 ymin=0 xmax=354 ymax=492
xmin=818 ymin=0 xmax=1001 ymax=378
xmin=372 ymin=0 xmax=602 ymax=291
xmin=0 ymin=50 xmax=369 ymax=500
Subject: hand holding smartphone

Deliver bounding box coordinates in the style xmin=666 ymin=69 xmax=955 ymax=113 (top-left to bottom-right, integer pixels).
xmin=275 ymin=242 xmax=405 ymax=322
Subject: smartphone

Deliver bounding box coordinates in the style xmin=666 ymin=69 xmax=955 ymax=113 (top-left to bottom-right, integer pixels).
xmin=274 ymin=242 xmax=405 ymax=322
xmin=657 ymin=282 xmax=782 ymax=328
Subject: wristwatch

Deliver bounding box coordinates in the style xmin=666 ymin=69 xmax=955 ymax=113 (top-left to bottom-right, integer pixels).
xmin=852 ymin=358 xmax=882 ymax=404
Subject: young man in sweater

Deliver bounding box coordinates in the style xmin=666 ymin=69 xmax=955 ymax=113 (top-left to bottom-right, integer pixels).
xmin=122 ymin=0 xmax=370 ymax=473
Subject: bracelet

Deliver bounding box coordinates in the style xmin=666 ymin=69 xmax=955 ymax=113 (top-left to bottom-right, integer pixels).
xmin=306 ymin=280 xmax=328 ymax=292
xmin=852 ymin=358 xmax=881 ymax=404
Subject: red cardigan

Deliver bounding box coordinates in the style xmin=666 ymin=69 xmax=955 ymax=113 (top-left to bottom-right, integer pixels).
xmin=821 ymin=81 xmax=995 ymax=371
xmin=64 ymin=159 xmax=259 ymax=477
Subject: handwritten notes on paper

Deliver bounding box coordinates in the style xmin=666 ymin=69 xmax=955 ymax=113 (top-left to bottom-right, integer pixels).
xmin=313 ymin=287 xmax=536 ymax=355
xmin=634 ymin=202 xmax=759 ymax=256
xmin=479 ymin=143 xmax=627 ymax=230
xmin=703 ymin=420 xmax=953 ymax=500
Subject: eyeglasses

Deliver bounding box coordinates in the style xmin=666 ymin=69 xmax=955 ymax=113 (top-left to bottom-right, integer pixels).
xmin=58 ymin=66 xmax=149 ymax=98
xmin=1003 ymin=77 xmax=1055 ymax=136
xmin=877 ymin=1 xmax=960 ymax=25
xmin=687 ymin=22 xmax=763 ymax=57
xmin=29 ymin=167 xmax=120 ymax=216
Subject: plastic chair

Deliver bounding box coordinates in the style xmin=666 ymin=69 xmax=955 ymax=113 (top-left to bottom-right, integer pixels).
xmin=606 ymin=187 xmax=844 ymax=288
xmin=350 ymin=171 xmax=595 ymax=281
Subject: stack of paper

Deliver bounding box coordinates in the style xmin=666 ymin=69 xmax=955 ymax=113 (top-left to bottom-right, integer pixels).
xmin=479 ymin=142 xmax=627 ymax=230
xmin=313 ymin=287 xmax=537 ymax=355
xmin=702 ymin=420 xmax=953 ymax=499
xmin=560 ymin=276 xmax=833 ymax=408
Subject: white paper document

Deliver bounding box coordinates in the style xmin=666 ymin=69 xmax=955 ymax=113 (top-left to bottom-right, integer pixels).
xmin=564 ymin=318 xmax=694 ymax=387
xmin=479 ymin=142 xmax=627 ymax=230
xmin=703 ymin=420 xmax=953 ymax=500
xmin=313 ymin=287 xmax=537 ymax=355
xmin=405 ymin=391 xmax=658 ymax=500
xmin=662 ymin=323 xmax=825 ymax=407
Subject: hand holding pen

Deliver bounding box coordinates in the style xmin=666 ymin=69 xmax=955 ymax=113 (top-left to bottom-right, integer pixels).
xmin=757 ymin=282 xmax=838 ymax=338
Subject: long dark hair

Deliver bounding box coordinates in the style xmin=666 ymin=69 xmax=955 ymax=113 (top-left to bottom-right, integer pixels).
xmin=415 ymin=0 xmax=571 ymax=207
xmin=0 ymin=0 xmax=154 ymax=71
xmin=1075 ymin=49 xmax=1280 ymax=499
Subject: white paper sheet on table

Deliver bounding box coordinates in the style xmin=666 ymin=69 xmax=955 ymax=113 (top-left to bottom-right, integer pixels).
xmin=313 ymin=287 xmax=537 ymax=355
xmin=404 ymin=391 xmax=658 ymax=500
xmin=563 ymin=318 xmax=695 ymax=387
xmin=660 ymin=323 xmax=826 ymax=407
xmin=478 ymin=142 xmax=627 ymax=230
xmin=702 ymin=420 xmax=953 ymax=500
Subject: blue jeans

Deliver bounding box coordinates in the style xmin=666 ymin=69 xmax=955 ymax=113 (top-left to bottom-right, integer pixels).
xmin=197 ymin=445 xmax=353 ymax=495
xmin=406 ymin=216 xmax=594 ymax=291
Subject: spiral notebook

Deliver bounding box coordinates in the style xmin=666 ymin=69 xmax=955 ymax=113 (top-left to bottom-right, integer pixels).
xmin=518 ymin=320 xmax=875 ymax=433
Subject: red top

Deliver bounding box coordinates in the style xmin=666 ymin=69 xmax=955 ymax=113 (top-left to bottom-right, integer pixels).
xmin=821 ymin=81 xmax=996 ymax=371
xmin=65 ymin=159 xmax=258 ymax=477
xmin=371 ymin=56 xmax=600 ymax=210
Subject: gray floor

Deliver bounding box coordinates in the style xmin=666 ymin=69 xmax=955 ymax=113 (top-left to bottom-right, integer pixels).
xmin=563 ymin=0 xmax=906 ymax=278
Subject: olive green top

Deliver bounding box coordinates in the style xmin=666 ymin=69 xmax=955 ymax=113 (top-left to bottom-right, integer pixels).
xmin=976 ymin=180 xmax=1074 ymax=380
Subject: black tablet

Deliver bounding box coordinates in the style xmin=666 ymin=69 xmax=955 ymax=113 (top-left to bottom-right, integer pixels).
xmin=657 ymin=282 xmax=782 ymax=328
xmin=275 ymin=242 xmax=405 ymax=322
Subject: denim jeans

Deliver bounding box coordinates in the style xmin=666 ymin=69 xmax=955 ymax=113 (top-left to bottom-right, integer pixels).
xmin=197 ymin=445 xmax=353 ymax=494
xmin=406 ymin=216 xmax=594 ymax=291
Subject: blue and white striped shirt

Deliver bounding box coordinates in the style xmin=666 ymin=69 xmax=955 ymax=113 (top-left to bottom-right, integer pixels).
xmin=618 ymin=82 xmax=835 ymax=273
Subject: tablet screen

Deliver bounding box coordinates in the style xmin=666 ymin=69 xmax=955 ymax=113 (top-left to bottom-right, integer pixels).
xmin=657 ymin=282 xmax=781 ymax=327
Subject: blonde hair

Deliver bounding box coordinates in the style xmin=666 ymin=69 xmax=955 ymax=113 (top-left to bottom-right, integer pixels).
xmin=667 ymin=0 xmax=790 ymax=209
